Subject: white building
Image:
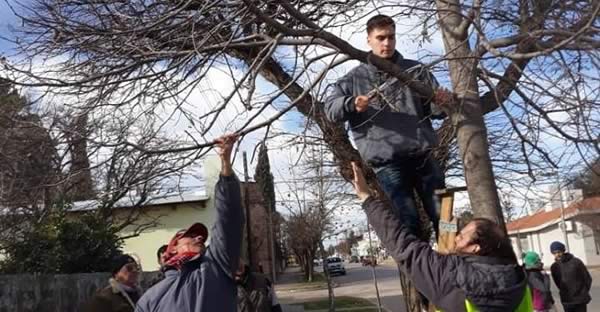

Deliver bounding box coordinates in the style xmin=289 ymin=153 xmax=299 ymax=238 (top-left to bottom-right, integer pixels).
xmin=355 ymin=229 xmax=387 ymax=258
xmin=507 ymin=196 xmax=600 ymax=267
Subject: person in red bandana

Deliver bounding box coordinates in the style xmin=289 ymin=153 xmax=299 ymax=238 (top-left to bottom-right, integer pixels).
xmin=136 ymin=134 xmax=243 ymax=312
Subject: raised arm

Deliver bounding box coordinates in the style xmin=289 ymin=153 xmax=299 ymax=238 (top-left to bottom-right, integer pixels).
xmin=208 ymin=134 xmax=244 ymax=278
xmin=351 ymin=163 xmax=463 ymax=309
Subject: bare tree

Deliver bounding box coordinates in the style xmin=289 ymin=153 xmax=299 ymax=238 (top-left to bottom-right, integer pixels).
xmin=1 ymin=0 xmax=598 ymax=309
xmin=0 ymin=79 xmax=199 ymax=258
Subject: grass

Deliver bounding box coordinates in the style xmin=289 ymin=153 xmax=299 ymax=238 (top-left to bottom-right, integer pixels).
xmin=303 ymin=296 xmax=378 ymax=311
xmin=301 ymin=272 xmax=326 ymax=283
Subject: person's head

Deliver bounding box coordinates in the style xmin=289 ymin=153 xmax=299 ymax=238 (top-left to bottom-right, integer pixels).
xmin=550 ymin=241 xmax=566 ymax=261
xmin=111 ymin=254 xmax=139 ymax=287
xmin=522 ymin=251 xmax=543 ymax=270
xmin=366 ymin=15 xmax=396 ymax=59
xmin=165 ymin=222 xmax=209 ymax=261
xmin=454 ymin=218 xmax=517 ymax=262
xmin=157 ymin=244 xmax=168 ymax=266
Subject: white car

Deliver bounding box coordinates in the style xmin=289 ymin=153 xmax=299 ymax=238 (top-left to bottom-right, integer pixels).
xmin=324 ymin=257 xmax=346 ymax=275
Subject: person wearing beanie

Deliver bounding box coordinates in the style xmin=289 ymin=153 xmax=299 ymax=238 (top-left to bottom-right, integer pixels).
xmin=522 ymin=251 xmax=554 ymax=312
xmin=83 ymin=254 xmax=142 ymax=312
xmin=549 ymin=241 xmax=592 ymax=312
xmin=135 ymin=134 xmax=243 ymax=312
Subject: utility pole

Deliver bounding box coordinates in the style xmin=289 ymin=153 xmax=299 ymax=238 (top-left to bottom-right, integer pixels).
xmin=243 ymin=152 xmax=253 ymax=267
xmin=554 ymin=170 xmax=570 ymax=252
xmin=541 ymin=169 xmax=570 ymax=252
xmin=267 ymin=193 xmax=277 ymax=282
xmin=366 ymin=222 xmax=383 ymax=312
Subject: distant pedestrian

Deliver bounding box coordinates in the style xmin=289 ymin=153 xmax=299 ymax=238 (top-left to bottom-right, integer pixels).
xmin=235 ymin=260 xmax=282 ymax=312
xmin=157 ymin=244 xmax=168 ymax=267
xmin=550 ymin=241 xmax=592 ymax=312
xmin=83 ymin=254 xmax=142 ymax=312
xmin=149 ymin=244 xmax=169 ymax=287
xmin=523 ymin=251 xmax=554 ymax=312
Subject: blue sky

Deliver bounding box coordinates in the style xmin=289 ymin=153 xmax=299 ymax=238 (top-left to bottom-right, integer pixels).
xmin=0 ymin=1 xmax=19 ymax=54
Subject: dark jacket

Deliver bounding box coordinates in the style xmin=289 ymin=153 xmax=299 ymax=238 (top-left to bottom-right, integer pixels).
xmin=83 ymin=278 xmax=141 ymax=312
xmin=237 ymin=270 xmax=282 ymax=312
xmin=324 ymin=51 xmax=444 ymax=168
xmin=550 ymin=253 xmax=592 ymax=307
xmin=363 ymin=197 xmax=528 ymax=312
xmin=135 ymin=175 xmax=244 ymax=312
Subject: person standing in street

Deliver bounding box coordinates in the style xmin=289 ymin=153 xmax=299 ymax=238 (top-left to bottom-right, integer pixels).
xmin=523 ymin=251 xmax=554 ymax=312
xmin=550 ymin=241 xmax=592 ymax=312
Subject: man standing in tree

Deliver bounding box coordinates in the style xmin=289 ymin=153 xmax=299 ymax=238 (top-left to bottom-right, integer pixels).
xmin=325 ymin=14 xmax=452 ymax=237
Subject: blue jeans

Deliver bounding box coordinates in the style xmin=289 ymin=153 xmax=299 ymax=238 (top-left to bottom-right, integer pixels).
xmin=375 ymin=156 xmax=445 ymax=237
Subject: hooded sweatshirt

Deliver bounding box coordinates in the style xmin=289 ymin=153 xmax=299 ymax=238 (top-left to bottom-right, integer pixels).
xmin=324 ymin=51 xmax=444 ymax=168
xmin=363 ymin=197 xmax=528 ymax=311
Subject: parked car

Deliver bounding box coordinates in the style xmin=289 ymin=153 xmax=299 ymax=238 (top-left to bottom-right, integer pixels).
xmin=324 ymin=257 xmax=346 ymax=275
xmin=350 ymin=255 xmax=359 ymax=263
xmin=361 ymin=255 xmax=377 ymax=266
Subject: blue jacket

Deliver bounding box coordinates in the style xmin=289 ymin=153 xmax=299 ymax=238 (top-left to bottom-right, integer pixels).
xmin=324 ymin=51 xmax=444 ymax=167
xmin=135 ymin=175 xmax=243 ymax=312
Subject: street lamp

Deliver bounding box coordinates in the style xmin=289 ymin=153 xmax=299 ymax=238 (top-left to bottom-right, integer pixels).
xmin=540 ymin=169 xmax=570 ymax=252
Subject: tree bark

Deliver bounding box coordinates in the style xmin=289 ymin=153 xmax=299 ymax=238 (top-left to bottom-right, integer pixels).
xmin=436 ymin=0 xmax=504 ymax=226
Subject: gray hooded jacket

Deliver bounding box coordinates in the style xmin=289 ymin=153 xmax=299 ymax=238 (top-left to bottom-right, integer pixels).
xmin=135 ymin=175 xmax=243 ymax=312
xmin=325 ymin=52 xmax=444 ymax=167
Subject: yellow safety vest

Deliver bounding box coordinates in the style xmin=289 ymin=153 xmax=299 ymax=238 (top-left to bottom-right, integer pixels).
xmin=437 ymin=287 xmax=533 ymax=312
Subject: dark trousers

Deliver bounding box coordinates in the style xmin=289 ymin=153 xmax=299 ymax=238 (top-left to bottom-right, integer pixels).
xmin=375 ymin=155 xmax=445 ymax=237
xmin=564 ymin=304 xmax=587 ymax=312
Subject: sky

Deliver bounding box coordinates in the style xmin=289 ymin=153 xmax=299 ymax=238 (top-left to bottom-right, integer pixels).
xmin=0 ymin=1 xmax=595 ymax=246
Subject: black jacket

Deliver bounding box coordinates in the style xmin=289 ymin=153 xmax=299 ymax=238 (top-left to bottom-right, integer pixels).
xmin=324 ymin=51 xmax=444 ymax=168
xmin=83 ymin=278 xmax=141 ymax=312
xmin=550 ymin=253 xmax=592 ymax=306
xmin=237 ymin=270 xmax=282 ymax=312
xmin=363 ymin=197 xmax=527 ymax=312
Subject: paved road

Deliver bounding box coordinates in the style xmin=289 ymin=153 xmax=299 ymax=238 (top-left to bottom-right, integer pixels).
xmin=276 ymin=262 xmax=406 ymax=312
xmin=276 ymin=262 xmax=600 ymax=312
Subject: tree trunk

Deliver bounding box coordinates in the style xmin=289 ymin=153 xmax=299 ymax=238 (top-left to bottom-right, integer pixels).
xmin=66 ymin=112 xmax=95 ymax=201
xmin=319 ymin=241 xmax=335 ymax=312
xmin=435 ymin=0 xmax=504 ymax=226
